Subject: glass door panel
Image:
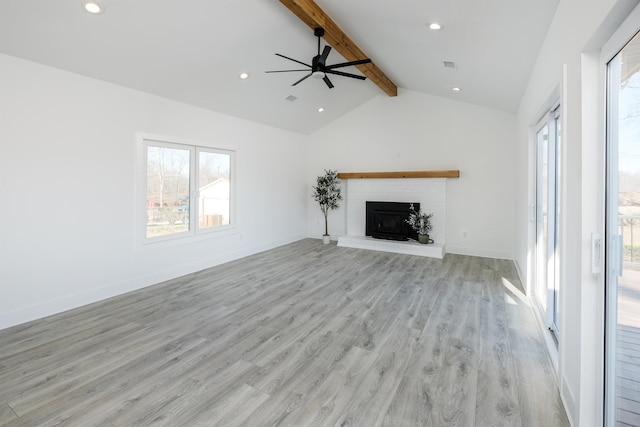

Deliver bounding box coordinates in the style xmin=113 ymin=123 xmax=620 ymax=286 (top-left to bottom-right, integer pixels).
xmin=535 ymin=107 xmax=561 ymax=335
xmin=536 ymin=124 xmax=550 ymax=315
xmin=606 ymin=30 xmax=640 ymax=427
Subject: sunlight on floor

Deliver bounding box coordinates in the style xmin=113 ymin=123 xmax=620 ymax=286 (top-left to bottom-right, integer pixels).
xmin=501 ymin=276 xmax=530 ymax=306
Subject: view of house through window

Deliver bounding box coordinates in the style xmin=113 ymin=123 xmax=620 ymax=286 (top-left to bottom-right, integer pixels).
xmin=198 ymin=150 xmax=231 ymax=230
xmin=145 ymin=139 xmax=232 ymax=239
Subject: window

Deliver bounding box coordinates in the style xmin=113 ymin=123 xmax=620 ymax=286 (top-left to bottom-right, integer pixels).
xmin=141 ymin=135 xmax=234 ymax=242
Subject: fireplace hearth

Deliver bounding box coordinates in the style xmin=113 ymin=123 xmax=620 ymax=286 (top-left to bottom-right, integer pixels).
xmin=366 ymin=201 xmax=420 ymax=241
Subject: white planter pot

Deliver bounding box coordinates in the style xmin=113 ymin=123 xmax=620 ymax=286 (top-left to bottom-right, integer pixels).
xmin=322 ymin=235 xmax=331 ymax=245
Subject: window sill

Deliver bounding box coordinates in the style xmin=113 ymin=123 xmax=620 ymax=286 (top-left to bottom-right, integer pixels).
xmin=137 ymin=225 xmax=238 ymax=251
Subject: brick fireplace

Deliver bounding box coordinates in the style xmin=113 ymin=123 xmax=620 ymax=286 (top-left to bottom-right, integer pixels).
xmin=335 ymin=171 xmax=458 ymax=259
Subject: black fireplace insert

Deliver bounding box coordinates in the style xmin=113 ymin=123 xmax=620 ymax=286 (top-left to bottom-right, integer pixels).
xmin=366 ymin=201 xmax=420 ymax=241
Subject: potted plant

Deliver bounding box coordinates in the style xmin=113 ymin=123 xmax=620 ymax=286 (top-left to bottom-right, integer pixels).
xmin=406 ymin=204 xmax=433 ymax=244
xmin=312 ymin=169 xmax=342 ymax=244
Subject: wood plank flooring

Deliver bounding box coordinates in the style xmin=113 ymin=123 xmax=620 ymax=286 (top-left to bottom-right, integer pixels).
xmin=617 ymin=325 xmax=640 ymax=426
xmin=617 ymin=271 xmax=640 ymax=426
xmin=0 ymin=239 xmax=570 ymax=426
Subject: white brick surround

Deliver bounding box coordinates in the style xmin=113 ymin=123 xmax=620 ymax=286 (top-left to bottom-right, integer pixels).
xmin=344 ymin=178 xmax=446 ymax=243
xmin=338 ymin=178 xmax=447 ymax=258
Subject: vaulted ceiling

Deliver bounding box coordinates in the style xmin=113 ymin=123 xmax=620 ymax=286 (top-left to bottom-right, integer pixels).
xmin=0 ymin=0 xmax=558 ymax=134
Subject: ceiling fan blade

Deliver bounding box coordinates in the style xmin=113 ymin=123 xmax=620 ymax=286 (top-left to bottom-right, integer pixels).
xmin=275 ymin=53 xmax=311 ymax=68
xmin=323 ymin=75 xmax=334 ymax=89
xmin=325 ymin=58 xmax=372 ymax=70
xmin=292 ymin=73 xmax=313 ymax=86
xmin=321 ymin=45 xmax=331 ymax=63
xmin=325 ymin=69 xmax=367 ymax=80
xmin=265 ymin=69 xmax=310 ymax=73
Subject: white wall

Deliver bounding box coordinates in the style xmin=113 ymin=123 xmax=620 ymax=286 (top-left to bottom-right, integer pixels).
xmin=0 ymin=54 xmax=308 ymax=329
xmin=307 ymin=89 xmax=517 ymax=259
xmin=514 ymin=1 xmax=633 ymax=425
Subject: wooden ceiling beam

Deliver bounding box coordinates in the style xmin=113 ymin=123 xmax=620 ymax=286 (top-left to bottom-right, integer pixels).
xmin=279 ymin=0 xmax=398 ymax=97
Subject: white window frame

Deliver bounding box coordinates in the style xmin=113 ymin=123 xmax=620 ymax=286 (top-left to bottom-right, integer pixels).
xmin=136 ymin=133 xmax=236 ymax=247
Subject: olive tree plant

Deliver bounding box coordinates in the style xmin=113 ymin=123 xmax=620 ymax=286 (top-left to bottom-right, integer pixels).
xmin=312 ymin=169 xmax=342 ymax=239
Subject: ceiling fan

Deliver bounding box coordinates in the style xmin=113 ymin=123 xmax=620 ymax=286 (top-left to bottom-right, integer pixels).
xmin=265 ymin=27 xmax=372 ymax=89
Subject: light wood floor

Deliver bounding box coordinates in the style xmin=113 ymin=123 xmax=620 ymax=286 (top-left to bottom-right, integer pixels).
xmin=617 ymin=272 xmax=640 ymax=426
xmin=617 ymin=325 xmax=640 ymax=426
xmin=0 ymin=239 xmax=569 ymax=426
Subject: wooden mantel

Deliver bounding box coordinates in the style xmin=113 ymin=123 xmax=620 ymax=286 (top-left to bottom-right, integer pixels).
xmin=337 ymin=170 xmax=460 ymax=179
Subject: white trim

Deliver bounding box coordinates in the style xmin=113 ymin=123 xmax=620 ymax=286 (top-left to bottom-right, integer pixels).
xmin=601 ymin=2 xmax=640 ymax=62
xmin=445 ymin=245 xmax=512 ymax=260
xmin=604 ymin=49 xmax=622 ymax=427
xmin=531 ymin=294 xmax=560 ymax=373
xmin=558 ymin=62 xmax=574 ymax=427
xmin=531 ymin=85 xmax=561 ymax=128
xmin=514 ymin=257 xmax=526 ymax=286
xmin=579 ymin=48 xmax=607 ymax=427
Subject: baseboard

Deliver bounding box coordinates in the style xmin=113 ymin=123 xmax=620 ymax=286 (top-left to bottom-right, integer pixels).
xmin=512 ymin=255 xmax=574 ymax=425
xmin=561 ymin=379 xmax=577 ymax=427
xmin=514 ymin=258 xmax=525 ymax=286
xmin=528 ymin=289 xmax=574 ymax=426
xmin=0 ymin=233 xmax=307 ymax=331
xmin=307 ymin=232 xmax=337 ymax=241
xmin=530 ymin=300 xmax=559 ymax=374
xmin=446 ymin=245 xmax=513 ymax=260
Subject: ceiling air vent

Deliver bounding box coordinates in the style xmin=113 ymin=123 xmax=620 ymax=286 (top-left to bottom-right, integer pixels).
xmin=443 ymin=61 xmax=456 ymax=69
xmin=285 ymin=95 xmax=298 ymax=102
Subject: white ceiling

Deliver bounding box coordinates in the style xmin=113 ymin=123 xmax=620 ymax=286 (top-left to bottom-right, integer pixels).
xmin=0 ymin=0 xmax=558 ymax=134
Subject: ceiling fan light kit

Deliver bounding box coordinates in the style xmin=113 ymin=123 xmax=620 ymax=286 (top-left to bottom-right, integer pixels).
xmin=265 ymin=27 xmax=371 ymax=89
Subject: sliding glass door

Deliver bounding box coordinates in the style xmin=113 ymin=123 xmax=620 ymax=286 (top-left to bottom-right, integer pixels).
xmin=606 ymin=29 xmax=640 ymax=427
xmin=535 ymin=106 xmax=561 ymax=335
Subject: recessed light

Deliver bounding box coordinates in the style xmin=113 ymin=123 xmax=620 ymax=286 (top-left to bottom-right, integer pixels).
xmin=239 ymin=72 xmax=249 ymax=80
xmin=318 ymin=107 xmax=325 ymax=113
xmin=428 ymin=23 xmax=442 ymax=30
xmin=452 ymin=87 xmax=461 ymax=92
xmin=83 ymin=0 xmax=104 ymax=14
